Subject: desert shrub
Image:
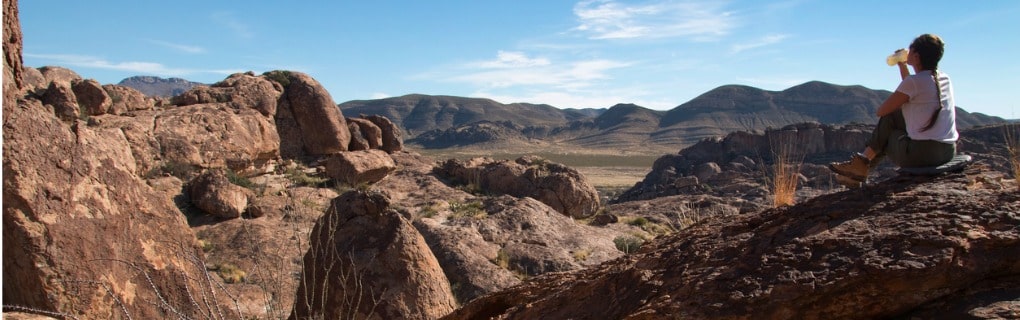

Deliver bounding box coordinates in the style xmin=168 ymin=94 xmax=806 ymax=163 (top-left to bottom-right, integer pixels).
xmin=284 ymin=166 xmax=328 ymax=187
xmin=450 ymin=200 xmax=486 ymax=219
xmin=226 ymin=169 xmax=256 ymax=189
xmin=262 ymin=70 xmax=292 ymax=87
xmin=215 ymin=263 xmax=247 ymax=284
xmin=572 ymin=249 xmax=591 ymax=262
xmin=1006 ymin=125 xmax=1020 ymax=185
xmin=627 ymin=216 xmax=649 ymax=227
xmin=766 ymin=134 xmax=803 ymax=207
xmin=613 ymin=236 xmax=644 ymax=254
xmin=492 ymin=249 xmax=510 ymax=269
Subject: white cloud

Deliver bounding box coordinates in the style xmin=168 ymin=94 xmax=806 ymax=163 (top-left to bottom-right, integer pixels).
xmin=25 ymin=53 xmax=241 ymax=77
xmin=446 ymin=53 xmax=631 ymax=90
xmin=735 ymin=76 xmax=807 ymax=89
xmin=572 ymin=0 xmax=737 ymax=40
xmin=730 ymin=34 xmax=790 ymax=54
xmin=146 ymin=39 xmax=206 ymax=54
xmin=471 ymin=51 xmax=551 ymax=68
xmin=476 ymin=89 xmax=676 ymax=110
xmin=370 ymin=92 xmax=391 ymax=99
xmin=211 ymin=12 xmax=254 ymax=39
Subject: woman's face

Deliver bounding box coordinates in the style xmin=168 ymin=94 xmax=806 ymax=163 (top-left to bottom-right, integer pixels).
xmin=907 ymin=49 xmax=922 ymax=69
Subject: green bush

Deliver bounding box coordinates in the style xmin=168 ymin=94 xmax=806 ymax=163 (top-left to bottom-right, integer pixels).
xmin=613 ymin=236 xmax=644 ymax=254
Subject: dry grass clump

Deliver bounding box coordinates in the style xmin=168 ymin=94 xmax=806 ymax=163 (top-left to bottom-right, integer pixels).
xmin=766 ymin=134 xmax=803 ymax=207
xmin=1006 ymin=124 xmax=1020 ymax=185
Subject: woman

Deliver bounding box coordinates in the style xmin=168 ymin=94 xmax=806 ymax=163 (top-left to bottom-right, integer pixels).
xmin=829 ymin=34 xmax=958 ymax=187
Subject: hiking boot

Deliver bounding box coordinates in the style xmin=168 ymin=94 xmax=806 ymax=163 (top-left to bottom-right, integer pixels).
xmin=829 ymin=153 xmax=870 ymax=181
xmin=835 ymin=173 xmax=864 ymax=189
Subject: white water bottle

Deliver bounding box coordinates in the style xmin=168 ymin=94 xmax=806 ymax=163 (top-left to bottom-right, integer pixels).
xmin=886 ymin=48 xmax=909 ymax=66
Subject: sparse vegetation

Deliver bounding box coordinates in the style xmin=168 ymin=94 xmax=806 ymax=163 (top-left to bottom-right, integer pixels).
xmin=1006 ymin=124 xmax=1020 ymax=185
xmin=450 ymin=199 xmax=486 ymax=219
xmin=613 ymin=235 xmax=645 ymax=254
xmin=493 ymin=249 xmax=511 ymax=269
xmin=262 ymin=70 xmax=293 ymax=87
xmin=284 ymin=165 xmax=328 ymax=187
xmin=626 ymin=216 xmax=649 ymax=227
xmin=572 ymin=249 xmax=591 ymax=262
xmin=214 ymin=263 xmax=247 ymax=284
xmin=226 ymin=169 xmax=256 ymax=189
xmin=766 ymin=133 xmax=803 ymax=207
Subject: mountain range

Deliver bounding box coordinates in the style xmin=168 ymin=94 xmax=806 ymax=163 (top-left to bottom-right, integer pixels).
xmin=117 ymin=76 xmax=205 ymax=97
xmin=115 ymin=77 xmax=1006 ymax=153
xmin=336 ymin=81 xmax=1006 ymax=152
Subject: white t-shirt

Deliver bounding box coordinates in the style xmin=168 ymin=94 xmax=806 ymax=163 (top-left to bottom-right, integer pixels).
xmin=895 ymin=70 xmax=959 ymax=142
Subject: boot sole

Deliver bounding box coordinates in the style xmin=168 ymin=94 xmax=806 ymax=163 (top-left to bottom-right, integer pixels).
xmin=828 ymin=164 xmax=867 ymax=181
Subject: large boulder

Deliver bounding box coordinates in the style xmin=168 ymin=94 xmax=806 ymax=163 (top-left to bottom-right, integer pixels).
xmin=323 ymin=149 xmax=397 ymax=186
xmin=290 ymin=190 xmax=457 ymax=320
xmin=40 ymin=81 xmax=77 ymax=121
xmin=268 ymin=71 xmax=350 ymax=158
xmin=153 ymin=103 xmax=280 ymax=170
xmin=72 ymin=79 xmax=111 ymax=116
xmin=172 ymin=71 xmax=282 ymax=117
xmin=186 ymin=170 xmax=253 ymax=219
xmin=362 ymin=114 xmax=403 ymax=153
xmin=102 ymin=84 xmax=153 ymax=114
xmin=436 ymin=156 xmax=601 ymax=218
xmin=445 ymin=169 xmax=1020 ymax=319
xmin=348 ymin=117 xmax=383 ymax=149
xmin=3 ymin=99 xmax=223 ymax=319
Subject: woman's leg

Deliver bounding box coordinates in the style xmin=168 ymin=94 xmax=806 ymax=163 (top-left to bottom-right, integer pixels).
xmin=830 ymin=110 xmax=906 ymax=181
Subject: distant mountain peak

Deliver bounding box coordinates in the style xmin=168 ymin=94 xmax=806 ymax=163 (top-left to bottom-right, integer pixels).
xmin=117 ymin=76 xmax=205 ymax=97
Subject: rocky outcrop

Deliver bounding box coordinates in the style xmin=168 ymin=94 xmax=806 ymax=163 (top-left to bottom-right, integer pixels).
xmin=186 ymin=170 xmax=253 ymax=219
xmin=268 ymin=71 xmax=351 ymax=158
xmin=363 ymin=114 xmax=404 ymax=153
xmin=348 ymin=117 xmax=383 ymax=150
xmin=436 ymin=156 xmax=601 ymax=218
xmin=152 ymin=103 xmax=280 ymax=171
xmin=323 ymin=149 xmax=397 ymax=186
xmin=445 ymin=168 xmax=1020 ymax=319
xmin=3 ymin=98 xmax=222 ymax=319
xmin=72 ymin=78 xmax=111 ymax=116
xmin=41 ymin=81 xmax=78 ymax=121
xmin=291 ymin=190 xmax=457 ymax=320
xmin=172 ymin=71 xmax=282 ymax=117
xmin=117 ymin=75 xmax=205 ymax=97
xmin=102 ymin=84 xmax=152 ymax=114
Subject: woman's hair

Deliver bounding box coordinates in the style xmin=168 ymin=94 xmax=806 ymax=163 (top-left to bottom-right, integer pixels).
xmin=909 ymin=34 xmax=946 ymax=132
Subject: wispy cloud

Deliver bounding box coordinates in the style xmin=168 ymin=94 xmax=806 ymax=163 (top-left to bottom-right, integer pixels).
xmin=730 ymin=33 xmax=790 ymax=54
xmin=735 ymin=76 xmax=807 ymax=89
xmin=145 ymin=39 xmax=206 ymax=54
xmin=25 ymin=53 xmax=241 ymax=77
xmin=211 ymin=12 xmax=254 ymax=39
xmin=438 ymin=51 xmax=632 ymax=90
xmin=572 ymin=0 xmax=737 ymax=40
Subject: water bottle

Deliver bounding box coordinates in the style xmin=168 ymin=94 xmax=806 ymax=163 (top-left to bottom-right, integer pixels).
xmin=886 ymin=49 xmax=909 ymax=66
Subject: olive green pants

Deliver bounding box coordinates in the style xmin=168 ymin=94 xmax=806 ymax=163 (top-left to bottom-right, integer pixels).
xmin=867 ymin=110 xmax=956 ymax=168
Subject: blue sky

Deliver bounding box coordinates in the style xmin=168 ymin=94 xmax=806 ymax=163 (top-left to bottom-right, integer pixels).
xmin=19 ymin=0 xmax=1020 ymax=119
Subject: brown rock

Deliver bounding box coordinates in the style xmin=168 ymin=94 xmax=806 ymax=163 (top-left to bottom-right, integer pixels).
xmin=436 ymin=156 xmax=602 ymax=218
xmin=154 ymin=103 xmax=280 ymax=170
xmin=270 ymin=71 xmax=350 ymax=157
xmin=37 ymin=65 xmax=81 ymax=85
xmin=186 ymin=170 xmax=253 ymax=219
xmin=102 ymin=84 xmax=152 ymax=114
xmin=4 ymin=0 xmax=23 ymax=95
xmin=40 ymin=81 xmax=78 ymax=120
xmin=363 ymin=114 xmax=404 ymax=153
xmin=348 ymin=117 xmax=383 ymax=149
xmin=3 ymin=98 xmax=223 ymax=319
xmin=445 ymin=169 xmax=1020 ymax=320
xmin=21 ymin=66 xmax=43 ymax=94
xmin=72 ymin=78 xmax=112 ymax=115
xmin=173 ymin=72 xmax=282 ymax=117
xmin=414 ymin=218 xmax=521 ymax=303
xmin=347 ymin=120 xmax=370 ymax=151
xmin=290 ymin=190 xmax=457 ymax=320
xmin=324 ymin=149 xmax=397 ymax=186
